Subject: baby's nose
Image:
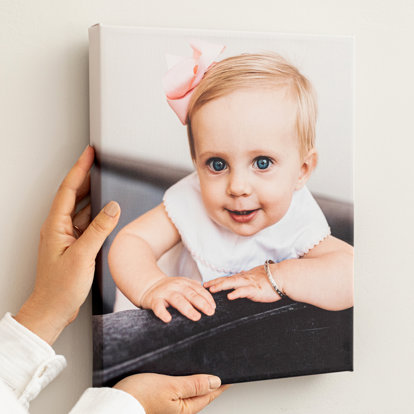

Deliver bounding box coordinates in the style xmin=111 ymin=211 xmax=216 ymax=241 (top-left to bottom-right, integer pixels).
xmin=227 ymin=172 xmax=252 ymax=197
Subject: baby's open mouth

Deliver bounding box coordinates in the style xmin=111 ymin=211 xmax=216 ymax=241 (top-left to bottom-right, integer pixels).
xmin=228 ymin=209 xmax=257 ymax=215
xmin=226 ymin=208 xmax=259 ymax=223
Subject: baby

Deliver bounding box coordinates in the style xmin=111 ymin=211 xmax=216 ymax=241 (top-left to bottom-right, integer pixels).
xmin=109 ymin=41 xmax=354 ymax=323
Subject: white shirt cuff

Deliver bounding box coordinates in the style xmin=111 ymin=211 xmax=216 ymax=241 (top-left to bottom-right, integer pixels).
xmin=69 ymin=387 xmax=146 ymax=414
xmin=0 ymin=312 xmax=67 ymax=409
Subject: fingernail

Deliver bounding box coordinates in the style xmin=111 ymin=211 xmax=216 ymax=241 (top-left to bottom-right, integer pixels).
xmin=80 ymin=145 xmax=90 ymax=158
xmin=208 ymin=376 xmax=221 ymax=389
xmin=104 ymin=201 xmax=120 ymax=217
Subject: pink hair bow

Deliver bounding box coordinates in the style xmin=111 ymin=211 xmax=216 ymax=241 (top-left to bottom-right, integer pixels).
xmin=162 ymin=40 xmax=225 ymax=125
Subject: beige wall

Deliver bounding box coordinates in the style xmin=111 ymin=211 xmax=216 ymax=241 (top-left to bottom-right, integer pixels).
xmin=1 ymin=1 xmax=413 ymax=413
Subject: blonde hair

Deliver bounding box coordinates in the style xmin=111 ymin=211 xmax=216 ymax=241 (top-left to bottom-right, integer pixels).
xmin=186 ymin=52 xmax=317 ymax=160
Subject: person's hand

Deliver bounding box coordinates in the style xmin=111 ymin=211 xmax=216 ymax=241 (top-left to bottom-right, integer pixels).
xmin=114 ymin=373 xmax=228 ymax=414
xmin=204 ymin=264 xmax=282 ymax=302
xmin=140 ymin=277 xmax=216 ymax=323
xmin=15 ymin=146 xmax=120 ymax=345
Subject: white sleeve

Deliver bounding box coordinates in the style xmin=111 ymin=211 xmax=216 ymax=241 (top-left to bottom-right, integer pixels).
xmin=70 ymin=387 xmax=146 ymax=414
xmin=0 ymin=313 xmax=146 ymax=413
xmin=0 ymin=379 xmax=29 ymax=414
xmin=0 ymin=312 xmax=67 ymax=410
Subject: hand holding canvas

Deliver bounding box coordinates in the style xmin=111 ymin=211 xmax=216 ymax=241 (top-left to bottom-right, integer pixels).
xmin=15 ymin=146 xmax=120 ymax=345
xmin=114 ymin=373 xmax=227 ymax=414
xmin=13 ymin=146 xmax=226 ymax=412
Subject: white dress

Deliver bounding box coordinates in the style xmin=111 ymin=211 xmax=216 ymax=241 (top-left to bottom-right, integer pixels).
xmin=114 ymin=172 xmax=330 ymax=312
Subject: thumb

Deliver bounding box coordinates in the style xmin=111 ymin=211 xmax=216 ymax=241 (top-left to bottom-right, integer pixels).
xmin=175 ymin=375 xmax=221 ymax=400
xmin=75 ymin=201 xmax=120 ymax=258
xmin=183 ymin=385 xmax=228 ymax=413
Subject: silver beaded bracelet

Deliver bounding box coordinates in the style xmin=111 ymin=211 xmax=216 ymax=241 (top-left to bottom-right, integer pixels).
xmin=264 ymin=259 xmax=286 ymax=298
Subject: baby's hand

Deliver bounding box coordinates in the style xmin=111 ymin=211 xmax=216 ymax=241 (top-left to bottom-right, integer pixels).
xmin=140 ymin=277 xmax=216 ymax=323
xmin=204 ymin=264 xmax=281 ymax=303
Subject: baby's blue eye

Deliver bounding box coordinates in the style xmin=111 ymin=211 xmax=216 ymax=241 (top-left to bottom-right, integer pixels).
xmin=254 ymin=157 xmax=272 ymax=170
xmin=208 ymin=158 xmax=227 ymax=172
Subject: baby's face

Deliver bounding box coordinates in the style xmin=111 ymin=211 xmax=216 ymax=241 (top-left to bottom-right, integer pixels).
xmin=192 ymin=87 xmax=313 ymax=237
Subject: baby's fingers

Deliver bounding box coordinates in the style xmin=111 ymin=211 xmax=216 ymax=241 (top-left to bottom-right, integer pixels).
xmin=168 ymin=294 xmax=201 ymax=321
xmin=204 ymin=277 xmax=228 ymax=289
xmin=185 ymin=288 xmax=215 ymax=316
xmin=227 ymin=286 xmax=255 ymax=301
xmin=153 ymin=299 xmax=172 ymax=323
xmin=207 ymin=276 xmax=249 ymax=293
xmin=190 ymin=283 xmax=216 ymax=311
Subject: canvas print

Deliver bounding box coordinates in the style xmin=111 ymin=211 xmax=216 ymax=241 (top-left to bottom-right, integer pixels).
xmin=89 ymin=24 xmax=354 ymax=387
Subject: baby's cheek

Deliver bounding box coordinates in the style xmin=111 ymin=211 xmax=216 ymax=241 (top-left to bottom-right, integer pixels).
xmin=262 ymin=190 xmax=293 ymax=223
xmin=201 ymin=186 xmax=223 ymax=211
